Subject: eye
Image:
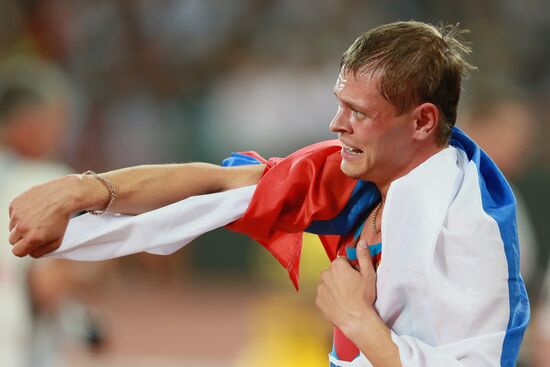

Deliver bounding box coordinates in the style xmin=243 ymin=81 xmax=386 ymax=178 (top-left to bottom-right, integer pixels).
xmin=352 ymin=109 xmax=366 ymax=120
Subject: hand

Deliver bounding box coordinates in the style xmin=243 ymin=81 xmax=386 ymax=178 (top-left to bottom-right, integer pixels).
xmin=317 ymin=241 xmax=402 ymax=366
xmin=315 ymin=240 xmax=377 ymax=333
xmin=8 ymin=175 xmax=83 ymax=258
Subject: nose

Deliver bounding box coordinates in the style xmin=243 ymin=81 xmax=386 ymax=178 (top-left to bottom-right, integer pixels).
xmin=330 ymin=105 xmax=352 ymax=134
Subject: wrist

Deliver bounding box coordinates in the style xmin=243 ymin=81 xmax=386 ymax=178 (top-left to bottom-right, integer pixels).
xmin=54 ymin=175 xmax=83 ymax=215
xmin=64 ymin=173 xmax=110 ymax=213
xmin=340 ymin=306 xmax=378 ymax=341
xmin=82 ymin=170 xmax=117 ymax=215
xmin=341 ymin=307 xmax=401 ymax=366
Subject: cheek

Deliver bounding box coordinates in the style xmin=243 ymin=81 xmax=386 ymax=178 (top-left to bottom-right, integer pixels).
xmin=361 ymin=131 xmax=405 ymax=168
xmin=380 ymin=122 xmax=412 ymax=151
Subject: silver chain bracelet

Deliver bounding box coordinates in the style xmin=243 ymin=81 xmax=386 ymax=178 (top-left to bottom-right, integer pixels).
xmin=83 ymin=170 xmax=117 ymax=215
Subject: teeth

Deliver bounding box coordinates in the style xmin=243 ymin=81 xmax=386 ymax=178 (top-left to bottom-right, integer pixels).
xmin=343 ymin=144 xmax=363 ymax=155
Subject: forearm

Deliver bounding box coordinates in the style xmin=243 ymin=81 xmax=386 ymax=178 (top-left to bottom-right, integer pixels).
xmin=342 ymin=308 xmax=402 ymax=367
xmin=69 ymin=163 xmax=264 ymax=215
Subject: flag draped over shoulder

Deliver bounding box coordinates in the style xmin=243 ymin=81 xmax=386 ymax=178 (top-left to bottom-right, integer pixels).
xmin=225 ymin=129 xmax=529 ymax=366
xmin=50 ymin=128 xmax=529 ymax=365
xmin=223 ymin=141 xmax=380 ymax=289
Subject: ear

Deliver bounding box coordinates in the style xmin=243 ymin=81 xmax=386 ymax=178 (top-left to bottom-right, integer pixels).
xmin=411 ymin=103 xmax=439 ymax=141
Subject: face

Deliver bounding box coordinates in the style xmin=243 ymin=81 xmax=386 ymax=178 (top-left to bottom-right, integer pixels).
xmin=469 ymin=101 xmax=536 ymax=178
xmin=6 ymin=102 xmax=68 ymax=159
xmin=330 ymin=70 xmax=417 ymax=186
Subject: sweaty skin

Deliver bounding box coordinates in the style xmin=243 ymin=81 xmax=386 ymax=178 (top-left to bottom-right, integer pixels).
xmin=8 ymin=163 xmax=264 ymax=258
xmin=316 ymin=69 xmax=444 ymax=366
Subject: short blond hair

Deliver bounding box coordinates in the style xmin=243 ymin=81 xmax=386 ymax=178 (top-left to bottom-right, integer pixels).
xmin=341 ymin=21 xmax=477 ymax=146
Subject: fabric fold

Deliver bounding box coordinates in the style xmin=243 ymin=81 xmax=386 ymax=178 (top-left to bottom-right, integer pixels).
xmin=48 ymin=185 xmax=255 ymax=260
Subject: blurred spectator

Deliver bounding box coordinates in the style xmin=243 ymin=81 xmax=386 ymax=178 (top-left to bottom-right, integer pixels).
xmin=0 ymin=55 xmax=104 ymax=367
xmin=461 ymin=90 xmax=539 ymax=366
xmin=203 ymin=61 xmax=337 ymax=158
xmin=461 ymin=90 xmax=538 ymax=285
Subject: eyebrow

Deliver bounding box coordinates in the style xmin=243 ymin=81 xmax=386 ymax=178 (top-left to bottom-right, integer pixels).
xmin=333 ymin=90 xmax=369 ymax=113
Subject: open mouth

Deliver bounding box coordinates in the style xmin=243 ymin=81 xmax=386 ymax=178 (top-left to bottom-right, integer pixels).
xmin=342 ymin=143 xmax=364 ymax=156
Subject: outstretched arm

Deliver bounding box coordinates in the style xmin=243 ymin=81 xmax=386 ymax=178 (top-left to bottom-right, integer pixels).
xmin=8 ymin=163 xmax=264 ymax=258
xmin=76 ymin=163 xmax=263 ymax=215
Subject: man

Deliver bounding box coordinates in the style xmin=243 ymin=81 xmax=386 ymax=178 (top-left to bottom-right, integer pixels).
xmin=0 ymin=56 xmax=105 ymax=367
xmin=8 ymin=21 xmax=529 ymax=366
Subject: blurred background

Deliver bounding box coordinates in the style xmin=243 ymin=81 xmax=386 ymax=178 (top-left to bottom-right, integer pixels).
xmin=0 ymin=0 xmax=549 ymax=366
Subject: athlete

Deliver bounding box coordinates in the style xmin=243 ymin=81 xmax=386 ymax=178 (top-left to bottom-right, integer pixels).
xmin=8 ymin=21 xmax=529 ymax=366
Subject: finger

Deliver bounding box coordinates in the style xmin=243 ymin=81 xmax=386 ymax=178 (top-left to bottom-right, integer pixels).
xmin=356 ymin=240 xmax=374 ymax=275
xmin=8 ymin=210 xmax=17 ymax=231
xmin=8 ymin=227 xmax=21 ymax=245
xmin=332 ymin=256 xmax=351 ymax=270
xmin=344 ymin=245 xmax=360 ymax=271
xmin=12 ymin=237 xmax=32 ymax=257
xmin=320 ymin=269 xmax=330 ymax=284
xmin=315 ymin=285 xmax=327 ymax=313
xmin=30 ymin=239 xmax=62 ymax=259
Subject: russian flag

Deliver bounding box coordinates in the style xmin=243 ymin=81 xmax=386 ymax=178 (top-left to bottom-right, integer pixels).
xmin=224 ymin=128 xmax=529 ymax=366
xmin=51 ymin=127 xmax=529 ymax=366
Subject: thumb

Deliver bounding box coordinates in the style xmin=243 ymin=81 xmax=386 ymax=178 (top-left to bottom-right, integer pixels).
xmin=356 ymin=240 xmax=374 ymax=275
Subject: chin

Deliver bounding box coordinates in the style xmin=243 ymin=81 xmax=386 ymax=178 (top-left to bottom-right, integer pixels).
xmin=340 ymin=161 xmax=365 ymax=179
